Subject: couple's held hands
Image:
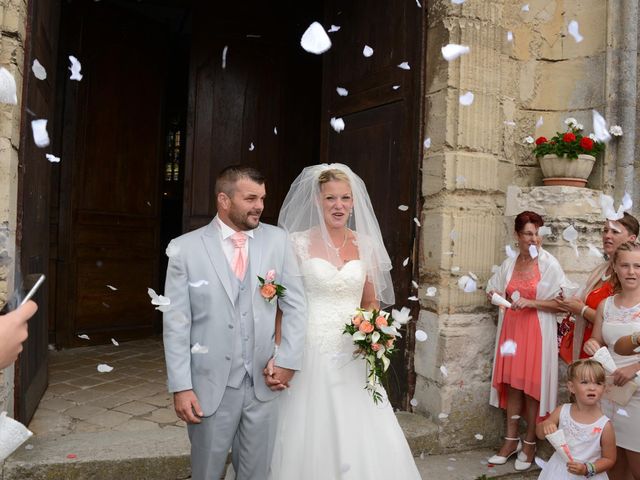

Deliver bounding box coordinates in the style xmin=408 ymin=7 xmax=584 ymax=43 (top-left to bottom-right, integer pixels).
xmin=174 ymin=390 xmax=204 ymax=424
xmin=0 ymin=300 xmax=37 ymax=369
xmin=263 ymin=357 xmax=294 ymax=391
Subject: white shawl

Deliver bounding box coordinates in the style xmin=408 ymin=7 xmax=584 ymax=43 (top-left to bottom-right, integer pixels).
xmin=486 ymin=248 xmax=567 ymax=417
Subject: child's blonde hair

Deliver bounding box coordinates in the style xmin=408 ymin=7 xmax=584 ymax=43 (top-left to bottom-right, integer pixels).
xmin=567 ymin=358 xmax=606 ymax=385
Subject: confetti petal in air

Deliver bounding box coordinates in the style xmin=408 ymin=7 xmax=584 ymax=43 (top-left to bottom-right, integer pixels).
xmin=592 ymin=110 xmax=612 ymax=143
xmin=398 ymin=62 xmax=410 ymax=70
xmin=511 ymin=290 xmax=521 ymax=302
xmin=440 ymin=365 xmax=448 ymax=377
xmin=189 ymin=280 xmax=209 ymax=288
xmin=452 ymin=0 xmax=465 ymax=3
xmin=423 ymin=137 xmax=431 ymax=149
xmin=147 ymin=287 xmax=171 ymax=312
xmin=506 ymin=245 xmax=517 ymax=259
xmin=402 ymin=257 xmax=409 ymax=267
xmin=536 ymin=116 xmax=544 ymax=128
xmin=413 ymin=217 xmax=421 ymax=227
xmin=438 ymin=412 xmax=449 ymax=420
xmin=511 ymin=415 xmax=521 ymax=420
xmin=300 ymin=22 xmax=332 ymax=54
xmin=398 ymin=204 xmax=409 ymax=211
xmin=327 ymin=25 xmax=340 ymax=33
xmin=415 ymin=330 xmax=428 ymax=342
xmin=410 ymin=398 xmax=419 ymax=407
xmin=528 ymin=244 xmax=539 ymax=259
xmin=392 ymin=307 xmax=412 ymax=324
xmin=0 ymin=67 xmax=17 ymax=104
xmin=32 ymin=59 xmax=47 ymax=80
xmin=562 ymin=225 xmax=578 ymax=243
xmin=106 ymin=285 xmax=117 ymax=291
xmin=249 ymin=142 xmax=255 ymax=151
xmin=521 ymin=4 xmax=530 ymax=12
xmin=222 ymin=46 xmax=228 ymax=69
xmin=524 ymin=136 xmax=534 ymax=144
xmin=504 ymin=121 xmax=516 ymax=126
xmin=191 ymin=343 xmax=209 ymax=354
xmin=507 ymin=31 xmax=513 ymax=42
xmin=459 ymin=91 xmax=474 ymax=106
xmin=587 ymin=244 xmax=603 ymax=258
xmin=610 ymin=125 xmax=623 ymax=136
xmin=416 ymin=0 xmax=422 ymax=6
xmin=274 ymin=126 xmax=278 ymax=135
xmin=567 ymin=20 xmax=583 ymax=43
xmin=426 ymin=286 xmax=437 ymax=297
xmin=97 ymin=363 xmax=114 ymax=373
xmin=538 ymin=225 xmax=552 ymax=237
xmin=392 ymin=85 xmax=400 ymax=90
xmin=463 ymin=278 xmax=477 ymax=293
xmin=78 ymin=334 xmax=90 ymax=340
xmin=469 ymin=271 xmax=478 ymax=281
xmin=500 ymin=339 xmax=517 ymax=356
xmin=46 ymin=154 xmax=60 ymax=163
xmin=617 ymin=408 xmax=629 ymax=417
xmin=412 ymin=280 xmax=419 ymax=289
xmin=31 ymin=119 xmax=50 ymax=147
xmin=451 ymin=266 xmax=460 ymax=273
xmin=408 ymin=295 xmax=419 ymax=301
xmin=362 ymin=45 xmax=374 ymax=57
xmin=534 ymin=457 xmax=547 ymax=469
xmin=475 ymin=434 xmax=484 ymax=440
xmin=449 ymin=229 xmax=458 ymax=240
xmin=330 ymin=117 xmax=345 ymax=133
xmin=441 ymin=44 xmax=470 ymax=61
xmin=111 ymin=338 xmax=119 ymax=346
xmin=336 ymin=87 xmax=348 ymax=96
xmin=68 ymin=56 xmax=83 ymax=81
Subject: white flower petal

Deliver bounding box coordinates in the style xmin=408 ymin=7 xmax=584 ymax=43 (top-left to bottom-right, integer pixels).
xmin=506 ymin=245 xmax=517 ymax=259
xmin=529 ymin=244 xmax=539 ymax=259
xmin=441 ymin=44 xmax=470 ymax=62
xmin=440 ymin=365 xmax=448 ymax=377
xmin=191 ymin=343 xmax=209 ymax=354
xmin=68 ymin=55 xmax=83 ymax=81
xmin=521 ymin=4 xmax=529 ymax=12
xmin=617 ymin=408 xmax=629 ymax=417
xmin=463 ymin=278 xmax=477 ymax=293
xmin=336 ymin=87 xmax=348 ymax=96
xmin=106 ymin=285 xmax=117 ymax=291
xmin=392 ymin=307 xmax=412 ymax=324
xmin=392 ymin=85 xmax=400 ymax=90
xmin=330 ymin=117 xmax=345 ymax=133
xmin=500 ymin=339 xmax=517 ymax=356
xmin=189 ymin=280 xmax=209 ymax=288
xmin=249 ymin=142 xmax=255 ymax=151
xmin=413 ymin=217 xmax=421 ymax=227
xmin=402 ymin=257 xmax=409 ymax=267
xmin=46 ymin=154 xmax=60 ymax=163
xmin=410 ymin=398 xmax=418 ymax=407
xmin=475 ymin=434 xmax=484 ymax=440
xmin=111 ymin=338 xmax=119 ymax=346
xmin=0 ymin=67 xmax=17 ymax=105
xmin=222 ymin=46 xmax=228 ymax=69
xmin=97 ymin=363 xmax=114 ymax=373
xmin=412 ymin=280 xmax=419 ymax=289
xmin=426 ymin=286 xmax=437 ymax=297
xmin=524 ymin=136 xmax=534 ymax=144
xmin=78 ymin=334 xmax=90 ymax=340
xmin=300 ymin=22 xmax=332 ymax=54
xmin=274 ymin=126 xmax=278 ymax=135
xmin=415 ymin=330 xmax=428 ymax=342
xmin=511 ymin=290 xmax=521 ymax=301
xmin=538 ymin=226 xmax=552 ymax=237
xmin=438 ymin=412 xmax=449 ymax=420
xmin=423 ymin=137 xmax=431 ymax=149
xmin=398 ymin=204 xmax=409 ymax=211
xmin=397 ymin=61 xmax=410 ymax=70
xmin=507 ymin=31 xmax=513 ymax=42
xmin=459 ymin=91 xmax=474 ymax=106
xmin=562 ymin=225 xmax=578 ymax=243
xmin=363 ymin=45 xmax=374 ymax=57
xmin=592 ymin=110 xmax=612 ymax=143
xmin=610 ymin=125 xmax=623 ymax=136
xmin=452 ymin=0 xmax=465 ymax=3
xmin=568 ymin=20 xmax=583 ymax=43
xmin=536 ymin=116 xmax=544 ymax=128
xmin=31 ymin=119 xmax=50 ymax=148
xmin=327 ymin=25 xmax=340 ymax=33
xmin=32 ymin=59 xmax=47 ymax=80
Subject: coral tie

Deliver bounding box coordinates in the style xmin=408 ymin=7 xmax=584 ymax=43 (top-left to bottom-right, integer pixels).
xmin=231 ymin=232 xmax=248 ymax=280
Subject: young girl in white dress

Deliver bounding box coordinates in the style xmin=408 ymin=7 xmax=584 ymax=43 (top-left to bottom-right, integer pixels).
xmin=584 ymin=241 xmax=640 ymax=480
xmin=536 ymin=359 xmax=616 ymax=479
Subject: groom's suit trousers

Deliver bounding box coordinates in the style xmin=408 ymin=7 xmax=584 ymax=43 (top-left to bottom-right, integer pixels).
xmin=187 ymin=374 xmax=278 ymax=480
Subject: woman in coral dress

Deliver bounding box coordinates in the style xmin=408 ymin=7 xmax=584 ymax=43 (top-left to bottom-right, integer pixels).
xmin=486 ymin=211 xmax=567 ymax=472
xmin=557 ymin=213 xmax=638 ymax=363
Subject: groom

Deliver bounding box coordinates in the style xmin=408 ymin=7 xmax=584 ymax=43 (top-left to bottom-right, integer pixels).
xmin=162 ymin=165 xmax=307 ymax=480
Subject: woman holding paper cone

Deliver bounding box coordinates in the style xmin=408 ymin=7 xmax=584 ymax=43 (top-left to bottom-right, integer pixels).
xmin=487 ymin=211 xmax=567 ymax=471
xmin=584 ymin=242 xmax=640 ymax=480
xmin=557 ymin=213 xmax=639 ymax=364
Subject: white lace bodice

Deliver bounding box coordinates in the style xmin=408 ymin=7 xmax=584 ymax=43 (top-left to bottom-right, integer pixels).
xmin=558 ymin=404 xmax=609 ymax=463
xmin=300 ymin=258 xmax=366 ymax=353
xmin=602 ymin=296 xmax=640 ymax=371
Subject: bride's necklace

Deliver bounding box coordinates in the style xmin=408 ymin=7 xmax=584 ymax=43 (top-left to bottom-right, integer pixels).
xmin=326 ymin=228 xmax=349 ymax=253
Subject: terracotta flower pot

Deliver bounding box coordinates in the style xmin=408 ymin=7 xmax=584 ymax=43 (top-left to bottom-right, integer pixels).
xmin=539 ymin=154 xmax=596 ymax=187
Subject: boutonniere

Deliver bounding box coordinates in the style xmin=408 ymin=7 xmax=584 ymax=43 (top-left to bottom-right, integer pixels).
xmin=258 ymin=270 xmax=286 ymax=303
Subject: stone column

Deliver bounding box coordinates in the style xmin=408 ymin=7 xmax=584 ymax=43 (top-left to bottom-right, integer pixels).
xmin=0 ymin=0 xmax=28 ymax=414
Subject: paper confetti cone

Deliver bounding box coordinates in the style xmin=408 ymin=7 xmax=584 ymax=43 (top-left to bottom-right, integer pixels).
xmin=0 ymin=411 xmax=33 ymax=461
xmin=592 ymin=346 xmax=618 ymax=374
xmin=491 ymin=292 xmax=512 ymax=309
xmin=545 ymin=429 xmax=574 ymax=462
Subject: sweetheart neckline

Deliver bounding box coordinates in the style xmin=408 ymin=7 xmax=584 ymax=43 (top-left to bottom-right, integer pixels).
xmin=304 ymin=257 xmax=362 ymax=272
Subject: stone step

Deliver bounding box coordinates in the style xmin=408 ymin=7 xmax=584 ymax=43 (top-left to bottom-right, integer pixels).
xmin=2 ymin=413 xmax=541 ymax=479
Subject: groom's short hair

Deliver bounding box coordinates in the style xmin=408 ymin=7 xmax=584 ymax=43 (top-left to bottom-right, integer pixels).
xmin=215 ymin=165 xmax=265 ymax=197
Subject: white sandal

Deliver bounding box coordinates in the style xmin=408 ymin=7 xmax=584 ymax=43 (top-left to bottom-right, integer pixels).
xmin=514 ymin=439 xmax=536 ymax=471
xmin=487 ymin=437 xmax=522 ymax=465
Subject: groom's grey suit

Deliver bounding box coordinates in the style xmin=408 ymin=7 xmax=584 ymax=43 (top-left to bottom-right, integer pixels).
xmin=163 ymin=217 xmax=307 ymax=480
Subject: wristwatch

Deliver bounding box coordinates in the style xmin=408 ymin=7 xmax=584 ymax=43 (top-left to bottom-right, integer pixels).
xmin=631 ymin=331 xmax=640 ymax=346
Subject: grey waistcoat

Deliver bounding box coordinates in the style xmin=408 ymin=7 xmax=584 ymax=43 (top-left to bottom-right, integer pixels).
xmin=226 ymin=259 xmax=255 ymax=388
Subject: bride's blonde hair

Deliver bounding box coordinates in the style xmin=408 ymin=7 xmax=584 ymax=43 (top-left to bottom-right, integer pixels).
xmin=318 ymin=168 xmax=350 ymax=186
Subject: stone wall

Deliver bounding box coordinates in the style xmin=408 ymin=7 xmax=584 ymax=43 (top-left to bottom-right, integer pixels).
xmin=415 ymin=0 xmax=621 ymax=451
xmin=0 ymin=0 xmax=28 ymax=415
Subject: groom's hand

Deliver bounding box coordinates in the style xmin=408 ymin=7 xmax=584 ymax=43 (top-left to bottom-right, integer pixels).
xmin=272 ymin=366 xmax=294 ymax=388
xmin=264 ymin=357 xmax=286 ymax=391
xmin=173 ymin=390 xmax=204 ymax=424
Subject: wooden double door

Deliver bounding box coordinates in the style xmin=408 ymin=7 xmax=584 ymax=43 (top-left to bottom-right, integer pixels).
xmin=17 ymin=0 xmax=423 ymax=421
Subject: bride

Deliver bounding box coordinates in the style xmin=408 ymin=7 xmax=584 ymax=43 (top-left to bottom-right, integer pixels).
xmin=268 ymin=164 xmax=421 ymax=479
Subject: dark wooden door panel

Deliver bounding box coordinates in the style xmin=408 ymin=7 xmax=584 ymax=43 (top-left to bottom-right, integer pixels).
xmin=15 ymin=0 xmax=61 ymax=423
xmin=321 ymin=0 xmax=423 ymax=407
xmin=56 ymin=2 xmax=168 ymax=347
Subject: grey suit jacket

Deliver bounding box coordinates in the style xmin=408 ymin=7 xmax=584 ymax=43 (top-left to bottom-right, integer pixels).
xmin=162 ymin=220 xmax=307 ymax=416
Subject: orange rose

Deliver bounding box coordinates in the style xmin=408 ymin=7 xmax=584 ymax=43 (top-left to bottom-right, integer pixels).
xmin=260 ymin=283 xmax=277 ymax=299
xmin=375 ymin=316 xmax=388 ymax=328
xmin=386 ymin=339 xmax=395 ymax=348
xmin=371 ymin=343 xmax=382 ymax=351
xmin=359 ymin=321 xmax=374 ymax=334
xmin=352 ymin=313 xmax=364 ymax=327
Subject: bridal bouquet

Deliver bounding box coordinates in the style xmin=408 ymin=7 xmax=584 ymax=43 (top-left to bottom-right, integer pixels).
xmin=343 ymin=307 xmax=410 ymax=404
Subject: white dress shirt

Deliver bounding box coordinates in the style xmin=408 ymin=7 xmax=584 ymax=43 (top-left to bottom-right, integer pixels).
xmin=215 ymin=215 xmax=254 ymax=269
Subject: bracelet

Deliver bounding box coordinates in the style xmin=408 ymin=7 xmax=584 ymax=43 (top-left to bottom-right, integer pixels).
xmin=585 ymin=462 xmax=597 ymax=478
xmin=631 ymin=331 xmax=640 ymax=346
xmin=580 ymin=305 xmax=589 ymax=318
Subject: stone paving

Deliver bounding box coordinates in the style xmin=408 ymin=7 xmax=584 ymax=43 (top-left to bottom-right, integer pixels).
xmin=29 ymin=337 xmax=186 ymax=438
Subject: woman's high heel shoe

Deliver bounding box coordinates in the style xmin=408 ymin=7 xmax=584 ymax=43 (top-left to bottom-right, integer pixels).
xmin=514 ymin=439 xmax=537 ymax=471
xmin=487 ymin=437 xmax=522 ymax=465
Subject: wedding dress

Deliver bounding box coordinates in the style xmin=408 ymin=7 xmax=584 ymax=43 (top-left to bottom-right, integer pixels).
xmin=268 ymin=232 xmax=421 ymax=479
